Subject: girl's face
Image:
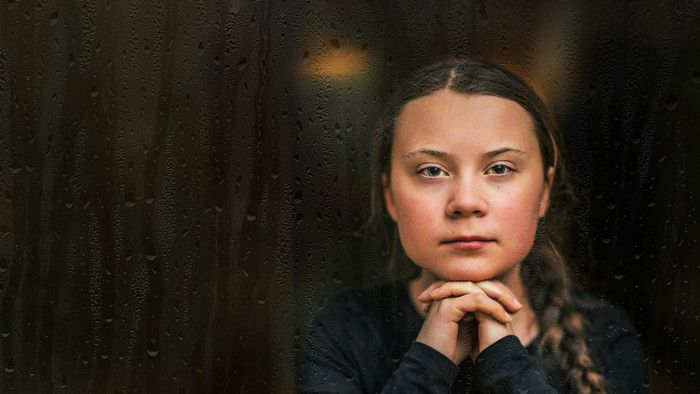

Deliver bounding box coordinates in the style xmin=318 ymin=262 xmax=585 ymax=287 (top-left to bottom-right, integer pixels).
xmin=383 ymin=89 xmax=553 ymax=282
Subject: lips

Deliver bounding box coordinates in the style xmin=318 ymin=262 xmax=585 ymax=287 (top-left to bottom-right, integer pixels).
xmin=442 ymin=235 xmax=494 ymax=250
xmin=443 ymin=235 xmax=494 ymax=243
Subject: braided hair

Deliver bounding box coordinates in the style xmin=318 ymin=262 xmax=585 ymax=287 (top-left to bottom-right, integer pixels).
xmin=369 ymin=59 xmax=606 ymax=393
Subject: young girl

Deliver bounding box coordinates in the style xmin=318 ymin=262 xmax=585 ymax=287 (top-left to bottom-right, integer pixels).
xmin=298 ymin=60 xmax=645 ymax=393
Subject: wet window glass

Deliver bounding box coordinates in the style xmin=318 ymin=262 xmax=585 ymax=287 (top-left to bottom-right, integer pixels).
xmin=0 ymin=1 xmax=697 ymax=391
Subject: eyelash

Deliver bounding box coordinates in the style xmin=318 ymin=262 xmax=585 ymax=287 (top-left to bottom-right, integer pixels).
xmin=416 ymin=163 xmax=516 ymax=178
xmin=486 ymin=163 xmax=516 ymax=176
xmin=417 ymin=165 xmax=448 ymax=178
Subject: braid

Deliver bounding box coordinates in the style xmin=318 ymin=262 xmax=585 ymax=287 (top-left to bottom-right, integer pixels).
xmin=524 ymin=239 xmax=607 ymax=394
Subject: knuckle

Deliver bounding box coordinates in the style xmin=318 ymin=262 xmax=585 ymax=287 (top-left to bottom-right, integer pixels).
xmin=438 ymin=298 xmax=453 ymax=310
xmin=473 ymin=292 xmax=486 ymax=303
xmin=465 ymin=285 xmax=478 ymax=294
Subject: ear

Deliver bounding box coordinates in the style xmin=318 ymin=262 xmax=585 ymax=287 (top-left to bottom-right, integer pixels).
xmin=382 ymin=174 xmax=398 ymax=222
xmin=538 ymin=166 xmax=555 ymax=218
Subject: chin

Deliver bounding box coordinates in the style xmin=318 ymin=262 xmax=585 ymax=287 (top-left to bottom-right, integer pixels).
xmin=440 ymin=260 xmax=516 ymax=282
xmin=445 ymin=270 xmax=497 ymax=282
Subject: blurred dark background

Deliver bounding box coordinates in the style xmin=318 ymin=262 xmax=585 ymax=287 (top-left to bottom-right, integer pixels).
xmin=0 ymin=0 xmax=698 ymax=392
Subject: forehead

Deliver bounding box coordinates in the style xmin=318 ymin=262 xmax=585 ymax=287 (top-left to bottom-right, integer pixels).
xmin=393 ymin=90 xmax=539 ymax=156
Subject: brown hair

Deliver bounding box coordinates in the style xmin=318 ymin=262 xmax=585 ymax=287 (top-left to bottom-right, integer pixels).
xmin=369 ymin=59 xmax=606 ymax=393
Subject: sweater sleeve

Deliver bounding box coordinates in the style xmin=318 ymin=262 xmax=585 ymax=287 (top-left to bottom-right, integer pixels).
xmin=474 ymin=335 xmax=558 ymax=394
xmin=297 ymin=291 xmax=460 ymax=393
xmin=379 ymin=341 xmax=460 ymax=393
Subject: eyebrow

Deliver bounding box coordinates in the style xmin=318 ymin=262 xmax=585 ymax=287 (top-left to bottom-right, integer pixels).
xmin=400 ymin=147 xmax=527 ymax=161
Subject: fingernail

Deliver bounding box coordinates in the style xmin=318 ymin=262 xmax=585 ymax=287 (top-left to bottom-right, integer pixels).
xmin=514 ymin=298 xmax=523 ymax=308
xmin=505 ymin=313 xmax=512 ymax=322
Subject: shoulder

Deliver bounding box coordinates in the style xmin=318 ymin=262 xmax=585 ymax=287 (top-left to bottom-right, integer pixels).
xmin=298 ymin=283 xmax=406 ymax=389
xmin=305 ymin=282 xmax=404 ymax=344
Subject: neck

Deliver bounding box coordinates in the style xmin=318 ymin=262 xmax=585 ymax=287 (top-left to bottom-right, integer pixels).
xmin=408 ymin=265 xmax=540 ymax=346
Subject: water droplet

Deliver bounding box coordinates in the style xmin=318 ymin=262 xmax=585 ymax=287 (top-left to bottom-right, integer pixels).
xmin=332 ymin=272 xmax=343 ymax=284
xmin=478 ymin=1 xmax=489 ymax=24
xmin=246 ymin=214 xmax=256 ymax=221
xmin=147 ymin=338 xmax=159 ymax=357
xmin=90 ymin=85 xmax=99 ymax=97
xmin=49 ymin=11 xmax=58 ymax=25
xmin=664 ymin=95 xmax=678 ymax=111
xmin=335 ymin=123 xmax=344 ymax=143
xmin=145 ymin=254 xmax=157 ymax=261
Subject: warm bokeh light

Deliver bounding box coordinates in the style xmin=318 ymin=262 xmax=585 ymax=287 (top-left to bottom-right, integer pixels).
xmin=303 ymin=47 xmax=369 ymax=77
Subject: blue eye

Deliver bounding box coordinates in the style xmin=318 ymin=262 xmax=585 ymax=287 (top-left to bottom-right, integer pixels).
xmin=418 ymin=166 xmax=446 ymax=177
xmin=488 ymin=164 xmax=514 ymax=175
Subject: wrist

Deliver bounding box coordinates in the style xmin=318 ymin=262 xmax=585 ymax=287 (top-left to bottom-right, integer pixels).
xmin=476 ymin=321 xmax=513 ymax=356
xmin=416 ymin=329 xmax=457 ymax=363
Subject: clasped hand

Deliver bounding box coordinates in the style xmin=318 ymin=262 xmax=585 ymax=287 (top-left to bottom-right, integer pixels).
xmin=415 ymin=280 xmax=523 ymax=365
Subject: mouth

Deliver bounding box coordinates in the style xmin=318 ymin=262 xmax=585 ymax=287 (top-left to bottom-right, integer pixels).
xmin=442 ymin=236 xmax=494 ymax=250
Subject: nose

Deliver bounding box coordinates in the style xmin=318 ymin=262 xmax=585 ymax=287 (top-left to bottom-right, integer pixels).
xmin=445 ymin=176 xmax=488 ymax=218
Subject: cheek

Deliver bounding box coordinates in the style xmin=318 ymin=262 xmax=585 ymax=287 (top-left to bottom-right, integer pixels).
xmin=395 ymin=193 xmax=441 ymax=229
xmin=497 ymin=190 xmax=541 ymax=244
xmin=392 ymin=190 xmax=445 ymax=252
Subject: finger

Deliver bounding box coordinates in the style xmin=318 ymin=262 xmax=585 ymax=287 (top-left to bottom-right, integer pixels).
xmin=425 ymin=281 xmax=484 ymax=301
xmin=447 ymin=292 xmax=512 ymax=324
xmin=417 ymin=280 xmax=446 ymax=301
xmin=473 ymin=280 xmax=523 ymax=313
